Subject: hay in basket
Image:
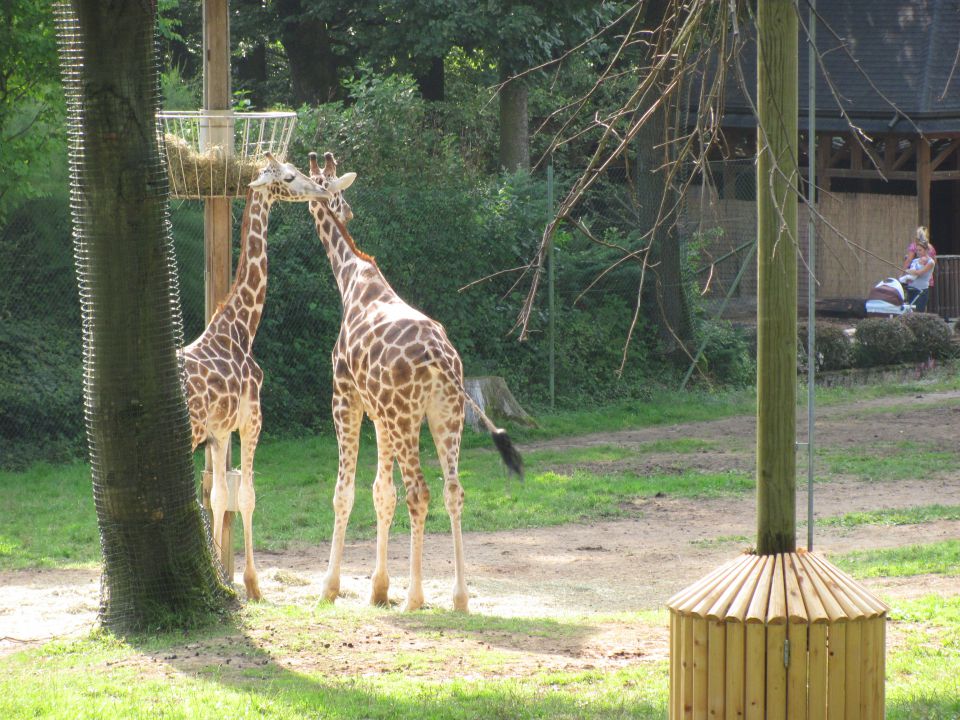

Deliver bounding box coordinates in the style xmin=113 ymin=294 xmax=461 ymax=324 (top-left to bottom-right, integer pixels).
xmin=164 ymin=133 xmax=263 ymax=198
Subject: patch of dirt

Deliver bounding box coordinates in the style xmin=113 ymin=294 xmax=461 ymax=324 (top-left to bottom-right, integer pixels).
xmin=2 ymin=390 xmax=959 ymax=678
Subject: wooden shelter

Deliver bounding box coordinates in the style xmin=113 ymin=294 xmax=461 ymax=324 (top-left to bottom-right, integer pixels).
xmin=689 ymin=0 xmax=960 ymax=317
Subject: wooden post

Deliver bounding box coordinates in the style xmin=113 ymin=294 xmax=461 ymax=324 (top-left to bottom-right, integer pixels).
xmin=817 ymin=135 xmax=832 ymax=195
xmin=707 ymin=620 xmax=726 ymax=717
xmin=918 ymin=137 xmax=931 ymax=228
xmin=692 ymin=618 xmax=709 ymax=719
xmin=744 ymin=623 xmax=766 ymax=720
xmin=844 ymin=619 xmax=862 ymax=719
xmin=202 ymin=0 xmax=235 ymax=580
xmin=827 ymin=623 xmax=847 ymax=720
xmin=668 ymin=554 xmax=887 ymax=720
xmin=724 ymin=623 xmax=745 ymax=720
xmin=808 ymin=623 xmax=828 ymax=720
xmin=862 ymin=618 xmax=879 ymax=718
xmin=670 ymin=611 xmax=679 ymax=719
xmin=682 ymin=614 xmax=695 ymax=719
xmin=755 ymin=0 xmax=798 ymax=555
xmin=787 ymin=621 xmax=808 ymax=718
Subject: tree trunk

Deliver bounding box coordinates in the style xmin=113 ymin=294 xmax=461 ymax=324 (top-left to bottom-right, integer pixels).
xmin=277 ymin=0 xmax=340 ymax=104
xmin=416 ymin=56 xmax=445 ymax=101
xmin=636 ymin=102 xmax=694 ymax=354
xmin=463 ymin=376 xmax=536 ymax=432
xmin=233 ymin=0 xmax=268 ymax=109
xmin=235 ymin=42 xmax=268 ymax=109
xmin=57 ymin=0 xmax=232 ymax=631
xmin=498 ymin=69 xmax=529 ymax=171
xmin=755 ymin=0 xmax=798 ymax=555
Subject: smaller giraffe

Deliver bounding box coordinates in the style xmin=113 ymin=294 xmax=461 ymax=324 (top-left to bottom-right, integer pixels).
xmin=308 ymin=151 xmax=523 ymax=612
xmin=182 ymin=153 xmax=330 ymax=600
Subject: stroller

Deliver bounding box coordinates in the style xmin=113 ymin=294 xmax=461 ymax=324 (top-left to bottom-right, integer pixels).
xmin=864 ymin=277 xmax=915 ymax=316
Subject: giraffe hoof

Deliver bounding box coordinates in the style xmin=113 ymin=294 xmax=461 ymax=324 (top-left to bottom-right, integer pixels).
xmin=321 ymin=576 xmax=340 ymax=603
xmin=244 ymin=579 xmax=263 ymax=601
xmin=401 ymin=592 xmax=425 ymax=612
xmin=452 ymin=592 xmax=469 ymax=613
xmin=370 ymin=573 xmax=390 ymax=606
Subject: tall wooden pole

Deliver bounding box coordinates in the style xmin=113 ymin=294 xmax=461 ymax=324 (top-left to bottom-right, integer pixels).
xmin=202 ymin=0 xmax=235 ymax=578
xmin=756 ymin=0 xmax=798 ymax=555
xmin=917 ymin=137 xmax=931 ymax=228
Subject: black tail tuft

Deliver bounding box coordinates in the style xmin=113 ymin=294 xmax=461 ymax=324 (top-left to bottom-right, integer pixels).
xmin=491 ymin=429 xmax=524 ymax=481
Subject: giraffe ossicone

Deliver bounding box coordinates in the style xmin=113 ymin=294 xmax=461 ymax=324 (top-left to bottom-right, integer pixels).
xmin=308 ymin=151 xmax=523 ymax=613
xmin=181 ymin=155 xmax=328 ymax=600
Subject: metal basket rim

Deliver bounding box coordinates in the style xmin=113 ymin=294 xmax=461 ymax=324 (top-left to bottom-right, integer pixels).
xmin=159 ymin=109 xmax=297 ymax=120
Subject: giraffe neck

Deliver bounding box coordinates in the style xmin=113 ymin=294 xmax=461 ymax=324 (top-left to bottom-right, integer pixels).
xmin=310 ymin=200 xmax=390 ymax=305
xmin=217 ymin=187 xmax=271 ymax=350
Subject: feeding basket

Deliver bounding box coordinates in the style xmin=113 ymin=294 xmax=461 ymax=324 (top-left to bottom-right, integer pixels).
xmin=667 ymin=550 xmax=888 ymax=719
xmin=159 ymin=110 xmax=297 ymax=198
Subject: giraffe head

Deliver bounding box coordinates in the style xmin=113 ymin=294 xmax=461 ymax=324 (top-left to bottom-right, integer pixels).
xmin=249 ymin=152 xmax=330 ymax=202
xmin=308 ymin=151 xmax=357 ymax=223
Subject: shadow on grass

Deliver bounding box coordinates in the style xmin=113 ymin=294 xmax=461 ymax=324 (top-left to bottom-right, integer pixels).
xmin=125 ymin=615 xmax=665 ymax=719
xmin=384 ymin=608 xmax=601 ymax=658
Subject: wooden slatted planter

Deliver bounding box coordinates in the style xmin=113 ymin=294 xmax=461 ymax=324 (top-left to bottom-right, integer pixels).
xmin=667 ymin=550 xmax=888 ymax=719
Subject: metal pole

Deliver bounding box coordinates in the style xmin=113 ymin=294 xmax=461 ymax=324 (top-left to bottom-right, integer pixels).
xmin=547 ymin=160 xmax=556 ymax=409
xmin=806 ymin=0 xmax=817 ymax=551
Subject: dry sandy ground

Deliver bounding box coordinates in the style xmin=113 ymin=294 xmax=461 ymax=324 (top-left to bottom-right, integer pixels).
xmin=1 ymin=389 xmax=958 ymax=673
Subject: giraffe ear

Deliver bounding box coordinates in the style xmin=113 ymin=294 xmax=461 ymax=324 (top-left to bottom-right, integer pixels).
xmin=328 ymin=172 xmax=356 ymax=192
xmin=323 ymin=152 xmax=338 ymax=175
xmin=308 ymin=152 xmax=322 ymax=177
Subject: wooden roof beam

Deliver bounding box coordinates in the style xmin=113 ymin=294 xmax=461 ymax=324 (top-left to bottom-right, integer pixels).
xmin=930 ymin=138 xmax=960 ymax=171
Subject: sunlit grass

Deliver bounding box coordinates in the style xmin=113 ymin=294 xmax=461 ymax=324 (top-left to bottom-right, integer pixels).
xmin=0 ymin=430 xmax=754 ymax=570
xmin=886 ymin=595 xmax=960 ymax=719
xmin=0 ymin=606 xmax=670 ymax=720
xmin=817 ymin=505 xmax=960 ymax=529
xmin=830 ymin=540 xmax=960 ymax=578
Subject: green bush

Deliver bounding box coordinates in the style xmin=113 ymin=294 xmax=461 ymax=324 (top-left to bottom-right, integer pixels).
xmin=854 ymin=317 xmax=916 ymax=367
xmin=0 ymin=68 xmax=744 ymax=464
xmin=0 ymin=320 xmax=85 ymax=469
xmin=898 ymin=312 xmax=954 ymax=361
xmin=693 ymin=320 xmax=755 ymax=387
xmin=798 ymin=322 xmax=853 ymax=372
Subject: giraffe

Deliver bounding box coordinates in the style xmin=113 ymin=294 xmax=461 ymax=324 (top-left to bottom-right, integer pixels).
xmin=181 ymin=153 xmax=331 ymax=600
xmin=307 ymin=151 xmax=523 ymax=612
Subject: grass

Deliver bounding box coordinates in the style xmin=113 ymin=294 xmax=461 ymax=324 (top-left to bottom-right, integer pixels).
xmin=818 ymin=443 xmax=959 ymax=481
xmin=817 ymin=504 xmax=960 ymax=528
xmin=689 ymin=534 xmax=752 ymax=549
xmin=502 ymin=388 xmax=756 ymax=443
xmin=0 ymin=606 xmax=670 ymax=720
xmin=830 ymin=540 xmax=960 ymax=578
xmin=5 ymin=376 xmax=960 ymax=571
xmin=0 ymin=423 xmax=754 ymax=571
xmin=886 ymin=595 xmax=960 ymax=719
xmin=1 ymin=574 xmax=958 ymax=718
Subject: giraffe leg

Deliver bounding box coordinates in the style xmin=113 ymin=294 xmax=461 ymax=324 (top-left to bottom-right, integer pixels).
xmin=397 ymin=435 xmax=430 ymax=612
xmin=370 ymin=422 xmax=397 ymax=606
xmin=428 ymin=408 xmax=468 ymax=612
xmin=238 ymin=414 xmax=262 ymax=601
xmin=322 ymin=386 xmax=362 ymax=603
xmin=208 ymin=436 xmax=231 ymax=582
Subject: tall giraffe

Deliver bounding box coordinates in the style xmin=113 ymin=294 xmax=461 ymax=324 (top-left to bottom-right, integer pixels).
xmin=308 ymin=151 xmax=522 ymax=612
xmin=182 ymin=153 xmax=331 ymax=600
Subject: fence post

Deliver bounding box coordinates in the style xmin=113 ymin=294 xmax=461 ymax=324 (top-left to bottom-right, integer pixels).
xmin=547 ymin=159 xmax=556 ymax=409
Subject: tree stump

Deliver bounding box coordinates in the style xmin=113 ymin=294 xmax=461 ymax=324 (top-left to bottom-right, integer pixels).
xmin=463 ymin=376 xmax=536 ymax=432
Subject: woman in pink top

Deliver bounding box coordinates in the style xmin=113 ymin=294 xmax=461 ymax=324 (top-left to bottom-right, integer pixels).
xmin=903 ymin=226 xmax=936 ymax=288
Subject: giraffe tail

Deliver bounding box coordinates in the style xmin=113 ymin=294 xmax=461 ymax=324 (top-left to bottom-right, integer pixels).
xmin=461 ymin=390 xmax=525 ymax=481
